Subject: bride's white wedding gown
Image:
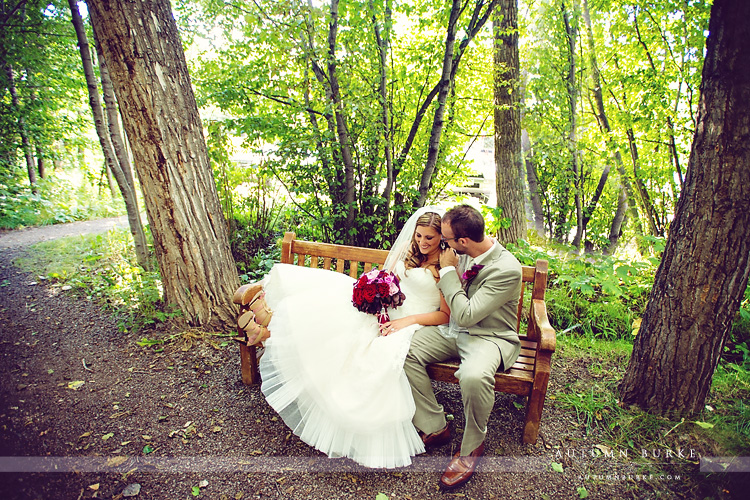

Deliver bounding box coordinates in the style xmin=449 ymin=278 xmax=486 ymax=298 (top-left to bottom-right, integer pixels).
xmin=258 ymin=261 xmax=441 ymax=468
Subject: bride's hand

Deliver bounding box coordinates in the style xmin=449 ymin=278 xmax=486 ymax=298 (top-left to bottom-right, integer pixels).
xmin=379 ymin=318 xmax=413 ymax=336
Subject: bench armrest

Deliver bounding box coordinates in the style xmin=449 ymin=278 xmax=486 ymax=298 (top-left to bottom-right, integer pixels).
xmin=531 ymin=298 xmax=556 ymax=353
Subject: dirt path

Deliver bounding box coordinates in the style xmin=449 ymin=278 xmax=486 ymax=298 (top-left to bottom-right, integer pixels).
xmin=0 ymin=220 xmax=717 ymax=499
xmin=0 ymin=215 xmax=132 ymax=249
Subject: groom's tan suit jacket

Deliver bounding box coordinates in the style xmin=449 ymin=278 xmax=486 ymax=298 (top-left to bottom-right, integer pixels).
xmin=437 ymin=243 xmax=522 ymax=370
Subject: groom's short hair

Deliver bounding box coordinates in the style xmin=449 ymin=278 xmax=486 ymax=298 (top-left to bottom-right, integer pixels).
xmin=444 ymin=205 xmax=484 ymax=242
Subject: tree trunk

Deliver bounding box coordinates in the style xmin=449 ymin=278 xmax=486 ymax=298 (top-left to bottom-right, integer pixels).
xmin=90 ymin=14 xmax=150 ymax=268
xmin=561 ymin=1 xmax=583 ymax=249
xmin=581 ymin=0 xmax=644 ymax=253
xmin=326 ymin=0 xmax=356 ymax=240
xmin=87 ymin=0 xmax=239 ymax=329
xmin=626 ymin=127 xmax=662 ymax=236
xmin=3 ymin=63 xmax=37 ymax=189
xmin=522 ymin=130 xmax=545 ymax=237
xmin=493 ymin=0 xmax=525 ymax=245
xmin=606 ymin=187 xmax=628 ymax=254
xmin=619 ymin=0 xmax=750 ymax=416
xmin=371 ymin=0 xmax=394 ymax=223
xmin=415 ymin=0 xmax=461 ymax=208
xmin=69 ymin=0 xmax=150 ymax=270
xmin=36 ymin=148 xmax=46 ymax=179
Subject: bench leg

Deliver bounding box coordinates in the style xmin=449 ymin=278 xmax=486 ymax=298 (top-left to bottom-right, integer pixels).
xmin=522 ymin=371 xmax=550 ymax=444
xmin=239 ymin=343 xmax=260 ymax=385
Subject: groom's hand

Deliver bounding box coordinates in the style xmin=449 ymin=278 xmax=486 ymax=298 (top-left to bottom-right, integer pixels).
xmin=440 ymin=247 xmax=459 ymax=269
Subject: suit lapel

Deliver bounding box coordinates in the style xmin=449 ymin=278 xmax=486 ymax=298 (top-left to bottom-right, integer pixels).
xmin=466 ymin=244 xmax=504 ymax=294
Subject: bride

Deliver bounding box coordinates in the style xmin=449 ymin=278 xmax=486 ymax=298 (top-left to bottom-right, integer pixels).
xmin=237 ymin=207 xmax=449 ymax=468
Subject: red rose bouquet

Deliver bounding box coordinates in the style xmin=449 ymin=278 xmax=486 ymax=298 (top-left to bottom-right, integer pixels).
xmin=352 ymin=269 xmax=406 ymax=324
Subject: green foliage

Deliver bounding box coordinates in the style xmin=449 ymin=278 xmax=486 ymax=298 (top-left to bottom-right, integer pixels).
xmin=14 ymin=228 xmax=172 ymax=333
xmin=1 ymin=0 xmax=91 ymax=189
xmin=509 ymin=239 xmax=655 ymax=340
xmin=724 ymin=286 xmax=750 ymax=367
xmin=186 ymin=0 xmax=494 ymax=247
xmin=0 ymin=172 xmax=126 ymax=229
xmin=706 ymin=362 xmax=750 ymax=455
xmin=522 ymin=0 xmax=711 ymax=248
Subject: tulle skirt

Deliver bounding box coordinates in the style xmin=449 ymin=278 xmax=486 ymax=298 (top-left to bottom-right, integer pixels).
xmin=258 ymin=264 xmax=427 ymax=468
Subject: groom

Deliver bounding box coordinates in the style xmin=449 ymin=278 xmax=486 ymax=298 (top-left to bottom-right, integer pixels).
xmin=403 ymin=204 xmax=522 ymax=489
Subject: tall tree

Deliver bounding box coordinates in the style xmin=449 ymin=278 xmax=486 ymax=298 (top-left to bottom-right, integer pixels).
xmin=2 ymin=63 xmax=37 ymax=188
xmin=493 ymin=0 xmax=525 ymax=244
xmin=68 ymin=0 xmax=150 ymax=270
xmin=87 ymin=0 xmax=239 ymax=328
xmin=415 ymin=0 xmax=500 ymax=208
xmin=521 ymin=129 xmax=545 ymax=237
xmin=619 ymin=0 xmax=750 ymax=415
xmin=579 ymin=0 xmax=637 ymax=253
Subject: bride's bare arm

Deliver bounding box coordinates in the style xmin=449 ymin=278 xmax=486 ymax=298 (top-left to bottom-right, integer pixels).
xmin=379 ymin=291 xmax=450 ymax=335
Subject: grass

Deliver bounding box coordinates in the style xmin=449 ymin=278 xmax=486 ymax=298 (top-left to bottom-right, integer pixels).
xmin=552 ymin=333 xmax=750 ymax=486
xmin=14 ymin=228 xmax=172 ymax=333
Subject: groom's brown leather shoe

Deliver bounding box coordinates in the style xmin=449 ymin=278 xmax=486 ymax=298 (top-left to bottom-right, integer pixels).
xmin=419 ymin=424 xmax=450 ymax=448
xmin=439 ymin=442 xmax=484 ymax=489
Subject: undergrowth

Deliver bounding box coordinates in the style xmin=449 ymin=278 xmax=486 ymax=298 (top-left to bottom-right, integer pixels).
xmin=14 ymin=228 xmax=173 ymax=333
xmin=0 ymin=173 xmax=126 ymax=229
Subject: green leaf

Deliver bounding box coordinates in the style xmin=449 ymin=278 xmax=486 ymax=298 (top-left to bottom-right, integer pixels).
xmin=577 ymin=486 xmax=589 ymax=498
xmin=693 ymin=421 xmax=714 ymax=429
xmin=550 ymin=461 xmax=564 ymax=473
xmin=375 ymin=494 xmax=389 ymax=500
xmin=191 ymin=485 xmax=201 ymax=496
xmin=143 ymin=444 xmax=154 ymax=454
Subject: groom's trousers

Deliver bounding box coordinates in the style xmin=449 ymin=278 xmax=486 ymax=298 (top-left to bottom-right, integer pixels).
xmin=404 ymin=326 xmax=502 ymax=456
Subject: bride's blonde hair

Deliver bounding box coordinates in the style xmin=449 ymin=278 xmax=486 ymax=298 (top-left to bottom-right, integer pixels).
xmin=404 ymin=212 xmax=442 ymax=270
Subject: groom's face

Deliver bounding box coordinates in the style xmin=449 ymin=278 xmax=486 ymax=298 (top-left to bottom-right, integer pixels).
xmin=441 ymin=222 xmax=467 ymax=255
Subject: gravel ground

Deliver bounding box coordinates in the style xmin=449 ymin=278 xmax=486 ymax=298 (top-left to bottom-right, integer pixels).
xmin=0 ymin=219 xmax=737 ymax=499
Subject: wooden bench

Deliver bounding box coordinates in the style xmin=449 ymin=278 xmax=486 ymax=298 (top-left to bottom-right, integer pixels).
xmin=237 ymin=231 xmax=556 ymax=445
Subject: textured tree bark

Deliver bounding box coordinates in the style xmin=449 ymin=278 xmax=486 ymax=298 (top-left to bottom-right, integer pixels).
xmin=91 ymin=16 xmax=150 ymax=269
xmin=619 ymin=0 xmax=750 ymax=415
xmin=87 ymin=0 xmax=239 ymax=329
xmin=69 ymin=0 xmax=150 ymax=270
xmin=493 ymin=0 xmax=526 ymax=245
